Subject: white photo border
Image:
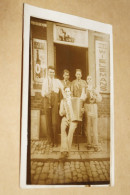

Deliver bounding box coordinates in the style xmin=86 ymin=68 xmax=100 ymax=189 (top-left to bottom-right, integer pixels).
xmin=20 ymin=3 xmax=114 ymax=188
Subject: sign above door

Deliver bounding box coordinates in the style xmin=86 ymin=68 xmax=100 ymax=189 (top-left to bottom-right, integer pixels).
xmin=53 ymin=24 xmax=88 ymax=48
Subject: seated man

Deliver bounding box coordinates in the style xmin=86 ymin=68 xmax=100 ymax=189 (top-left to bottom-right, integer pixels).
xmin=59 ymin=87 xmax=84 ymax=158
xmin=84 ymin=75 xmax=102 ymax=151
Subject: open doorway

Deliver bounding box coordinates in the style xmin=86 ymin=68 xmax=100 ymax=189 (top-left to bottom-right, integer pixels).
xmin=55 ymin=43 xmax=88 ymax=141
xmin=55 ymin=44 xmax=88 ymax=81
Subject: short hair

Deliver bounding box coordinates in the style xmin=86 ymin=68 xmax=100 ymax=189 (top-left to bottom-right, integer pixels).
xmin=48 ymin=66 xmax=55 ymax=71
xmin=64 ymin=86 xmax=71 ymax=91
xmin=63 ymin=69 xmax=70 ymax=75
xmin=75 ymin=69 xmax=82 ymax=73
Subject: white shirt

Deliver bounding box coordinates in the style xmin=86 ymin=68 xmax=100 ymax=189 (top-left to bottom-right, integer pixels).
xmin=41 ymin=77 xmax=63 ymax=97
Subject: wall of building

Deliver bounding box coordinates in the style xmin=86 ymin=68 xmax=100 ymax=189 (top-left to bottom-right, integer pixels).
xmin=88 ymin=30 xmax=110 ymax=140
xmin=30 ymin=19 xmax=54 ymax=115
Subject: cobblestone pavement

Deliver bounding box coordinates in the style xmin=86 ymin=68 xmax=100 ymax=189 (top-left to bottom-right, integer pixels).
xmin=31 ymin=159 xmax=110 ymax=185
xmin=31 ymin=138 xmax=110 ymax=160
xmin=30 ymin=138 xmax=110 ymax=185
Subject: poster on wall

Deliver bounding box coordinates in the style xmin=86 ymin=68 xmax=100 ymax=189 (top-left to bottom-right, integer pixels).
xmin=95 ymin=41 xmax=110 ymax=93
xmin=21 ymin=4 xmax=114 ymax=188
xmin=33 ymin=39 xmax=47 ymax=83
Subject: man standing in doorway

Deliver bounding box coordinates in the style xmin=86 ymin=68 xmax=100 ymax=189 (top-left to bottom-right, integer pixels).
xmin=60 ymin=69 xmax=71 ymax=101
xmin=61 ymin=69 xmax=71 ymax=88
xmin=71 ymin=69 xmax=87 ymax=98
xmin=71 ymin=69 xmax=87 ymax=136
xmin=41 ymin=66 xmax=63 ymax=146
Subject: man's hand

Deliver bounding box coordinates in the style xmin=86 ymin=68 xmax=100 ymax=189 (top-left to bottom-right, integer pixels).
xmin=80 ymin=93 xmax=87 ymax=101
xmin=60 ymin=110 xmax=66 ymax=117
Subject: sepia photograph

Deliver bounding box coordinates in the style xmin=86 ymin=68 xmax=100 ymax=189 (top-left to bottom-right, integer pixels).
xmin=20 ymin=4 xmax=114 ymax=188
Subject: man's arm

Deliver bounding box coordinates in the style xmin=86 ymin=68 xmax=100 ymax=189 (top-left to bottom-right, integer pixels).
xmin=80 ymin=81 xmax=87 ymax=100
xmin=57 ymin=79 xmax=65 ymax=98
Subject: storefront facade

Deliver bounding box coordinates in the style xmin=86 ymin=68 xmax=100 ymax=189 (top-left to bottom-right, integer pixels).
xmin=30 ymin=17 xmax=110 ymax=142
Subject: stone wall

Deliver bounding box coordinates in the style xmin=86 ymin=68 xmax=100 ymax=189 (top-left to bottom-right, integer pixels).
xmin=98 ymin=94 xmax=110 ymax=118
xmin=30 ymin=92 xmax=44 ymax=114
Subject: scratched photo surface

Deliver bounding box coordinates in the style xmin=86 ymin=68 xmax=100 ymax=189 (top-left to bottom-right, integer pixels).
xmin=26 ymin=16 xmax=111 ymax=186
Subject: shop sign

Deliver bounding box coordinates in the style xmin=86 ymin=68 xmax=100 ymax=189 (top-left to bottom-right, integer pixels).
xmin=96 ymin=41 xmax=110 ymax=93
xmin=32 ymin=39 xmax=47 ymax=83
xmin=54 ymin=24 xmax=88 ymax=47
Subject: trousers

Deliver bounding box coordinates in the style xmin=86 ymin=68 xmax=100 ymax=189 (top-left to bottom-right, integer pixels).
xmin=84 ymin=103 xmax=98 ymax=147
xmin=60 ymin=117 xmax=77 ymax=152
xmin=44 ymin=92 xmax=59 ymax=144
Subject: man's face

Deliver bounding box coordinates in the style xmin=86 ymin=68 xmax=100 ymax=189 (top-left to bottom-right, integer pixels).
xmin=75 ymin=71 xmax=82 ymax=80
xmin=48 ymin=69 xmax=55 ymax=78
xmin=63 ymin=72 xmax=70 ymax=81
xmin=87 ymin=76 xmax=92 ymax=85
xmin=65 ymin=87 xmax=71 ymax=98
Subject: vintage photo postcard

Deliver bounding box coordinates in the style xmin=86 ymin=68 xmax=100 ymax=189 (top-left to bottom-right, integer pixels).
xmin=20 ymin=3 xmax=114 ymax=188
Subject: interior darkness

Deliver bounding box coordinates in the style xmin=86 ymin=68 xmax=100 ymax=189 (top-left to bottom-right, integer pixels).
xmin=55 ymin=44 xmax=88 ymax=81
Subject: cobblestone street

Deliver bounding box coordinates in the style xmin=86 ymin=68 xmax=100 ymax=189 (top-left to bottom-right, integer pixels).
xmin=31 ymin=159 xmax=110 ymax=185
xmin=30 ymin=139 xmax=110 ymax=185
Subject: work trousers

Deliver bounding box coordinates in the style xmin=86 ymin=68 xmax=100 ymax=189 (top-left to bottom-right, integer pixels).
xmin=60 ymin=117 xmax=77 ymax=152
xmin=44 ymin=92 xmax=59 ymax=144
xmin=84 ymin=104 xmax=98 ymax=147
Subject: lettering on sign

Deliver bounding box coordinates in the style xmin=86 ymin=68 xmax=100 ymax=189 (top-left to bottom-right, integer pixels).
xmin=95 ymin=41 xmax=110 ymax=93
xmin=54 ymin=24 xmax=88 ymax=47
xmin=32 ymin=39 xmax=47 ymax=83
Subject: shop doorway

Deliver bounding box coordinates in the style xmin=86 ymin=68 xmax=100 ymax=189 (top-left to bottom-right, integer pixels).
xmin=55 ymin=44 xmax=88 ymax=81
xmin=55 ymin=44 xmax=88 ymax=143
